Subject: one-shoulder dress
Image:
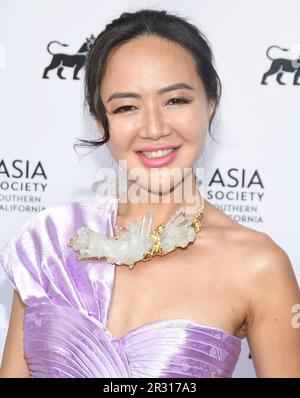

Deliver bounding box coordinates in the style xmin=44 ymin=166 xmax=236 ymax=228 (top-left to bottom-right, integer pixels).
xmin=0 ymin=199 xmax=241 ymax=378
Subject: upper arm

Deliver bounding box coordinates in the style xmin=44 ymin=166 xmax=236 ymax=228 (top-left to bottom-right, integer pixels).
xmin=246 ymin=234 xmax=300 ymax=377
xmin=0 ymin=290 xmax=30 ymax=378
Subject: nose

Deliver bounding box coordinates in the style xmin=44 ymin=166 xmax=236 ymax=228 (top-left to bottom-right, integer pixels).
xmin=139 ymin=104 xmax=171 ymax=140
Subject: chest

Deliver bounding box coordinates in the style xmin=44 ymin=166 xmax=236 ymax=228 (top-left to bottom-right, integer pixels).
xmin=106 ymin=234 xmax=248 ymax=339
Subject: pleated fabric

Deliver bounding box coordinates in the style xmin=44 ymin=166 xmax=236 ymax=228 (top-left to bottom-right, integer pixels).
xmin=0 ymin=200 xmax=241 ymax=378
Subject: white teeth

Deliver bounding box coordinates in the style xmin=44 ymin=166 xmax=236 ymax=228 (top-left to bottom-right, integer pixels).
xmin=142 ymin=148 xmax=175 ymax=159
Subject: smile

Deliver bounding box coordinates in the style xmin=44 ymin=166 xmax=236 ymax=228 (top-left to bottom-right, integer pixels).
xmin=142 ymin=148 xmax=175 ymax=158
xmin=136 ymin=146 xmax=181 ymax=168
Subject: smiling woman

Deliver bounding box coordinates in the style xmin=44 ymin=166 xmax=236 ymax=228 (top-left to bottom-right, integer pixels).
xmin=1 ymin=8 xmax=300 ymax=379
xmin=77 ymin=9 xmax=221 ymax=150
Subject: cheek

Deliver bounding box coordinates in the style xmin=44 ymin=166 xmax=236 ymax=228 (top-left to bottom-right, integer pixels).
xmin=175 ymin=98 xmax=208 ymax=122
xmin=106 ymin=125 xmax=136 ymax=162
xmin=175 ymin=108 xmax=208 ymax=143
xmin=107 ymin=118 xmax=136 ymax=149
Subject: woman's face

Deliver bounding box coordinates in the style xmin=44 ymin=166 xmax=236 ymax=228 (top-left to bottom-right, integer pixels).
xmin=99 ymin=34 xmax=215 ymax=194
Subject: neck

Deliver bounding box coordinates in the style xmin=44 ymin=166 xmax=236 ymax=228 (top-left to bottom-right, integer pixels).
xmin=116 ymin=172 xmax=204 ymax=230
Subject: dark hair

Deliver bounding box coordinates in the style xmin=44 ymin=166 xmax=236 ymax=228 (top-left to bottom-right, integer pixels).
xmin=75 ymin=8 xmax=222 ymax=150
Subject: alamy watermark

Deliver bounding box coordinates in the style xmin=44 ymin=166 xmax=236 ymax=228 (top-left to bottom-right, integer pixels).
xmin=92 ymin=161 xmax=205 ymax=213
xmin=291 ymin=303 xmax=300 ymax=328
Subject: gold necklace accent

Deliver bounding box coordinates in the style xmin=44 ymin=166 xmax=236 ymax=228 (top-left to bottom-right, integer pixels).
xmin=140 ymin=205 xmax=204 ymax=262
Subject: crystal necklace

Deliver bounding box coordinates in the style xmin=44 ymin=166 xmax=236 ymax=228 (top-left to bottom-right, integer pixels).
xmin=68 ymin=198 xmax=204 ymax=269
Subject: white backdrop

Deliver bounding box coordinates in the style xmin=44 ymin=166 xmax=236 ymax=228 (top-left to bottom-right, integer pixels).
xmin=0 ymin=0 xmax=299 ymax=377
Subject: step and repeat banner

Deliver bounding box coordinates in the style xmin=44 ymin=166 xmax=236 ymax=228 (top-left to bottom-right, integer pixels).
xmin=0 ymin=0 xmax=299 ymax=377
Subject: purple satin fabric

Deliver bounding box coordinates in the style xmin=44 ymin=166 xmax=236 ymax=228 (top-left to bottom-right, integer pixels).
xmin=0 ymin=200 xmax=241 ymax=378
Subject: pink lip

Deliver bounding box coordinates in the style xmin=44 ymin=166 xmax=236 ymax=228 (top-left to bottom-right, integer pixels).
xmin=136 ymin=145 xmax=180 ymax=152
xmin=136 ymin=146 xmax=180 ymax=168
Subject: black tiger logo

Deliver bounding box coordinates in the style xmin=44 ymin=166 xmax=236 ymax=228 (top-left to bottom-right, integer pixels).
xmin=261 ymin=45 xmax=300 ymax=85
xmin=42 ymin=35 xmax=95 ymax=80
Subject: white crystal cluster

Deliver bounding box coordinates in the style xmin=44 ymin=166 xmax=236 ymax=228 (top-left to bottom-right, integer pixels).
xmin=70 ymin=206 xmax=201 ymax=268
xmin=70 ymin=210 xmax=154 ymax=268
xmin=159 ymin=208 xmax=196 ymax=252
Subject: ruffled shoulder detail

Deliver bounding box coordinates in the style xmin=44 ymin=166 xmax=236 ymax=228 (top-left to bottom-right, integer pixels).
xmin=0 ymin=200 xmax=118 ymax=323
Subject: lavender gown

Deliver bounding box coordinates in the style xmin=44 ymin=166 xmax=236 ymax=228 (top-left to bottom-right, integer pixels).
xmin=0 ymin=199 xmax=241 ymax=378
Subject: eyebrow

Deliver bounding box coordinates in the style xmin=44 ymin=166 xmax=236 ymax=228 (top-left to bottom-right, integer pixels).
xmin=107 ymin=82 xmax=194 ymax=103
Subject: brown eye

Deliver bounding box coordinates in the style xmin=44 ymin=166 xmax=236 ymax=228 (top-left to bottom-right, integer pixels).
xmin=167 ymin=97 xmax=193 ymax=105
xmin=112 ymin=105 xmax=136 ymax=114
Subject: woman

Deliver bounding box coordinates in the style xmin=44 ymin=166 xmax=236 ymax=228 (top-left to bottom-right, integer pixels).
xmin=1 ymin=9 xmax=300 ymax=378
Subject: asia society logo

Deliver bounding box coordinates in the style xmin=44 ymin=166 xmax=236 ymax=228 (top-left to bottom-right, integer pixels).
xmin=261 ymin=44 xmax=300 ymax=85
xmin=207 ymin=168 xmax=264 ymax=224
xmin=42 ymin=35 xmax=95 ymax=80
xmin=0 ymin=159 xmax=47 ymax=213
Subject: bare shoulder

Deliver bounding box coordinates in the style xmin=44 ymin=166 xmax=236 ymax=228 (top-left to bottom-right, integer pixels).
xmin=207 ymin=201 xmax=299 ymax=305
xmin=228 ymin=221 xmax=296 ymax=283
xmin=201 ymin=200 xmax=296 ymax=280
xmin=243 ymin=229 xmax=300 ymax=305
xmin=230 ymin=224 xmax=300 ymax=376
xmin=201 ymin=199 xmax=269 ymax=248
xmin=197 ymin=202 xmax=300 ymax=358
